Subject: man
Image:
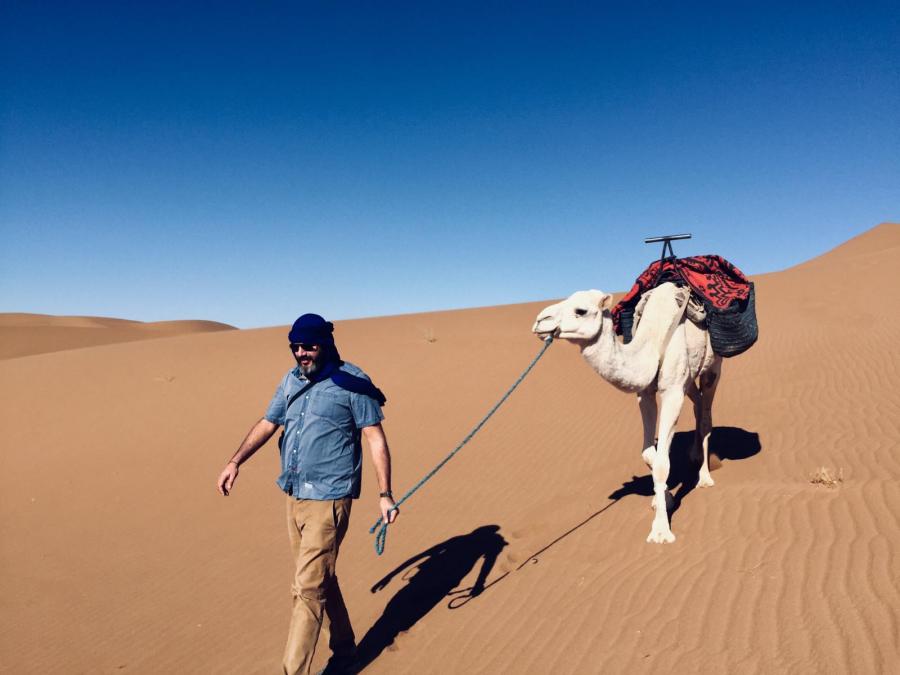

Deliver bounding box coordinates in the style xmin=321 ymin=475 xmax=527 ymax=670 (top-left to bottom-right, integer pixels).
xmin=216 ymin=313 xmax=398 ymax=675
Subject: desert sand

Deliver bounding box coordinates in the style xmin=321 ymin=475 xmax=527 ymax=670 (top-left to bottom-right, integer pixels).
xmin=1 ymin=223 xmax=898 ymax=674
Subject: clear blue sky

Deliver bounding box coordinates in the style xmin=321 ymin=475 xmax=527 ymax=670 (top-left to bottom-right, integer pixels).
xmin=2 ymin=1 xmax=898 ymax=328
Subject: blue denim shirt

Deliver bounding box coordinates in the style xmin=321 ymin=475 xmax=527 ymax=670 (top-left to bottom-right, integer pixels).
xmin=264 ymin=362 xmax=384 ymax=500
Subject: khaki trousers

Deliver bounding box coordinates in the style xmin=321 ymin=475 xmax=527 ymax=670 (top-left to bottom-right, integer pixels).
xmin=283 ymin=496 xmax=355 ymax=675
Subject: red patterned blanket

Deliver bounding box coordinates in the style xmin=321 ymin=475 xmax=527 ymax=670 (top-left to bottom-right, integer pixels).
xmin=612 ymin=255 xmax=752 ymax=335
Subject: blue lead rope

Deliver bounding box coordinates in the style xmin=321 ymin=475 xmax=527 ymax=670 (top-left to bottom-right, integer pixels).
xmin=369 ymin=336 xmax=554 ymax=555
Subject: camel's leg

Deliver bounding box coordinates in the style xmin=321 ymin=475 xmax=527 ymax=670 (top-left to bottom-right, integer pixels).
xmin=638 ymin=383 xmax=658 ymax=468
xmin=697 ymin=359 xmax=722 ymax=488
xmin=685 ymin=379 xmax=702 ymax=466
xmin=647 ymin=387 xmax=683 ymax=543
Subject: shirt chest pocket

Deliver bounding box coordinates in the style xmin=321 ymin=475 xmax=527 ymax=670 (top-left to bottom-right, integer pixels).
xmin=309 ymin=389 xmax=353 ymax=425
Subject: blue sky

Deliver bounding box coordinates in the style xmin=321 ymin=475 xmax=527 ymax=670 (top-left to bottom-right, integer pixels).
xmin=2 ymin=1 xmax=898 ymax=328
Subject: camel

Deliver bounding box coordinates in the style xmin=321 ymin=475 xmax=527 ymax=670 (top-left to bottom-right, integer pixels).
xmin=532 ymin=282 xmax=722 ymax=543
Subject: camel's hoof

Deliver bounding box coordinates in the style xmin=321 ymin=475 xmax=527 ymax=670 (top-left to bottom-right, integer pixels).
xmin=646 ymin=526 xmax=676 ymax=544
xmin=697 ymin=473 xmax=715 ymax=488
xmin=641 ymin=447 xmax=657 ymax=468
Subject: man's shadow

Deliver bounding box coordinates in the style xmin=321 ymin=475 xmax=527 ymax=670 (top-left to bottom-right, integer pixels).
xmin=356 ymin=525 xmax=507 ymax=669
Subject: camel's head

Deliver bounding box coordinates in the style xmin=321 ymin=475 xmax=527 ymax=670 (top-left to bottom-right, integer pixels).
xmin=532 ymin=290 xmax=613 ymax=343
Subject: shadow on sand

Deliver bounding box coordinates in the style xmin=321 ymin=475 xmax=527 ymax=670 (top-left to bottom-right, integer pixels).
xmin=355 ymin=428 xmax=759 ymax=669
xmin=356 ymin=525 xmax=507 ymax=670
xmin=667 ymin=424 xmax=762 ymax=511
xmin=518 ymin=425 xmax=761 ymax=568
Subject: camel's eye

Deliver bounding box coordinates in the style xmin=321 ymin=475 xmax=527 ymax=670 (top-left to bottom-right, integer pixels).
xmin=574 ymin=308 xmax=588 ymax=317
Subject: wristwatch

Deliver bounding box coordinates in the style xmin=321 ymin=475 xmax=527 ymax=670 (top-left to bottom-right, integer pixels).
xmin=379 ymin=491 xmax=394 ymax=499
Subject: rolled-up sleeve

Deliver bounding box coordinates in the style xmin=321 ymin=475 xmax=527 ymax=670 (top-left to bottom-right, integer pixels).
xmin=350 ymin=390 xmax=384 ymax=428
xmin=264 ymin=377 xmax=287 ymax=426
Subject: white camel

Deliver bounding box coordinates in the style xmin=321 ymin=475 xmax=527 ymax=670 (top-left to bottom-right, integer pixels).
xmin=532 ymin=283 xmax=722 ymax=544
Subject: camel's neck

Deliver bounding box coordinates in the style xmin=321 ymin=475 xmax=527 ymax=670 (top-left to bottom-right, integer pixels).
xmin=580 ymin=312 xmax=660 ymax=393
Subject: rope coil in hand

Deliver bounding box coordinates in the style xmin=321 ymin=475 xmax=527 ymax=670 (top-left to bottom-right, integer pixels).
xmin=369 ymin=336 xmax=554 ymax=555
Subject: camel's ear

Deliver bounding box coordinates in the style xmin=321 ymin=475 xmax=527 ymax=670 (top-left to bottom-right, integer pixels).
xmin=599 ymin=293 xmax=614 ymax=311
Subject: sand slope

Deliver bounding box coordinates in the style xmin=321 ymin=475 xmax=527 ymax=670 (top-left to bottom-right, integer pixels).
xmin=1 ymin=223 xmax=897 ymax=674
xmin=0 ymin=313 xmax=236 ymax=360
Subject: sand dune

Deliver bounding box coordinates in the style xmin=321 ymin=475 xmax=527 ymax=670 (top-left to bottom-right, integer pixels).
xmin=0 ymin=313 xmax=236 ymax=360
xmin=1 ymin=223 xmax=897 ymax=674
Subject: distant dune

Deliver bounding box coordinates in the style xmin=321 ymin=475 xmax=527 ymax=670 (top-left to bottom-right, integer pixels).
xmin=0 ymin=313 xmax=236 ymax=360
xmin=1 ymin=223 xmax=897 ymax=674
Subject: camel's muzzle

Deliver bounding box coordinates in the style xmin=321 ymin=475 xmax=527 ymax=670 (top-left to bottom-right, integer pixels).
xmin=531 ymin=316 xmax=560 ymax=339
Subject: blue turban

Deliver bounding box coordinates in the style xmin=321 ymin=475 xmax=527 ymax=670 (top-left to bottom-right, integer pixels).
xmin=287 ymin=313 xmax=386 ymax=406
xmin=288 ymin=313 xmax=335 ymax=345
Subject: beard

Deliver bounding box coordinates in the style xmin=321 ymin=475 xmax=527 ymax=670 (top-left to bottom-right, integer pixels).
xmin=296 ymin=348 xmax=325 ymax=376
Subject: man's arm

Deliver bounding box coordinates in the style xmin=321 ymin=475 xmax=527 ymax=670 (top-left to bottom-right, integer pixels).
xmin=361 ymin=423 xmax=398 ymax=524
xmin=216 ymin=417 xmax=279 ymax=496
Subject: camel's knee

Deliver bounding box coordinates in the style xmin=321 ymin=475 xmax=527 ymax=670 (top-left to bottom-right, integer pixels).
xmin=642 ymin=445 xmax=657 ymax=468
xmin=701 ymin=370 xmax=717 ymax=388
xmin=651 ymin=453 xmax=671 ymax=486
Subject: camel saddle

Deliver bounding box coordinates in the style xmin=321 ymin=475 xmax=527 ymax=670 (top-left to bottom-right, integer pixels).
xmin=612 ymin=255 xmax=759 ymax=357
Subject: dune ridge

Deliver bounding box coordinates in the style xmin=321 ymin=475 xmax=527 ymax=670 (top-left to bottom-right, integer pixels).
xmin=0 ymin=313 xmax=236 ymax=360
xmin=0 ymin=222 xmax=897 ymax=673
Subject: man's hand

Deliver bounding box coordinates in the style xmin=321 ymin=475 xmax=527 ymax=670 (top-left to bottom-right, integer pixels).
xmin=380 ymin=496 xmax=399 ymax=524
xmin=217 ymin=418 xmax=278 ymax=497
xmin=371 ymin=573 xmax=393 ymax=593
xmin=217 ymin=461 xmax=239 ymax=496
xmin=364 ymin=423 xmax=397 ymax=524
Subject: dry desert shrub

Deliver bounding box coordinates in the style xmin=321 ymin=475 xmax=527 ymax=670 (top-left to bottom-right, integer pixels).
xmin=810 ymin=466 xmax=844 ymax=488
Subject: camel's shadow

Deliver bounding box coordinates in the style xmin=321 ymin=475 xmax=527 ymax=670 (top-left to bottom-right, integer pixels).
xmin=523 ymin=426 xmax=760 ymax=567
xmin=355 ymin=525 xmax=507 ymax=671
xmin=666 ymin=425 xmax=761 ymax=511
xmin=705 ymin=425 xmax=762 ymax=462
xmin=616 ymin=425 xmax=761 ymax=513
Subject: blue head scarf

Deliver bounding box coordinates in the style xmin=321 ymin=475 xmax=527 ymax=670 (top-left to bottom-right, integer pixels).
xmin=288 ymin=313 xmax=386 ymax=406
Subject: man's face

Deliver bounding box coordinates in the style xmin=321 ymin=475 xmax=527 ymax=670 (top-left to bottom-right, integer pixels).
xmin=291 ymin=342 xmax=324 ymax=376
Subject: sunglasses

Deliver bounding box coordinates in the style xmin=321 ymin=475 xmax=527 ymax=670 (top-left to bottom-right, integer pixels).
xmin=289 ymin=343 xmax=320 ymax=353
